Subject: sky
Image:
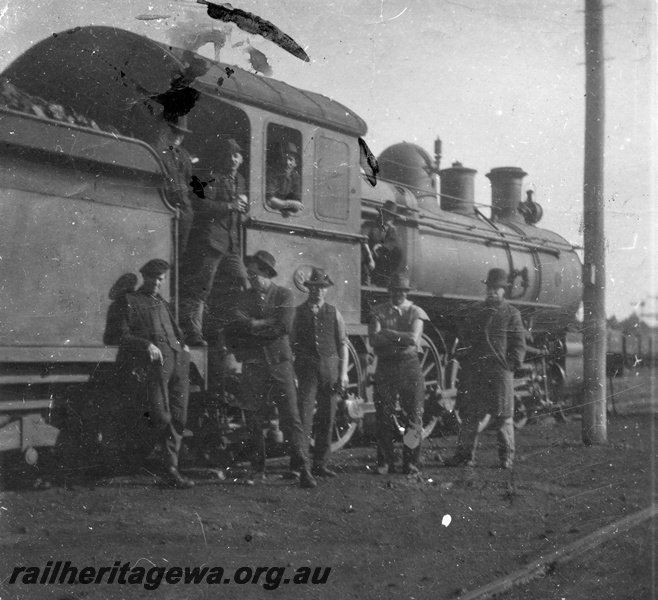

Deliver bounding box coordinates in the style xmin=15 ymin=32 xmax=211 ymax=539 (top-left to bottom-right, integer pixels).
xmin=1 ymin=0 xmax=655 ymax=321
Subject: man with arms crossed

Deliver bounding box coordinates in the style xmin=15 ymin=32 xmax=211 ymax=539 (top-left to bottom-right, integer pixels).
xmin=369 ymin=273 xmax=429 ymax=476
xmin=226 ymin=251 xmax=317 ymax=488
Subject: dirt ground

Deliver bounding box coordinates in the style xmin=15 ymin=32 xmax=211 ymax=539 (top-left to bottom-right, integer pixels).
xmin=1 ymin=367 xmax=656 ymax=600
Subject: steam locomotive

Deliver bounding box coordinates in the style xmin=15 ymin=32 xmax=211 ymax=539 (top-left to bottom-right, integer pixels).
xmin=0 ymin=26 xmax=582 ymax=466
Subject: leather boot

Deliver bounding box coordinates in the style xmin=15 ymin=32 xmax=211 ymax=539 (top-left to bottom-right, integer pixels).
xmin=164 ymin=466 xmax=195 ymax=489
xmin=312 ymin=465 xmax=337 ymax=478
xmin=299 ymin=468 xmax=318 ymax=489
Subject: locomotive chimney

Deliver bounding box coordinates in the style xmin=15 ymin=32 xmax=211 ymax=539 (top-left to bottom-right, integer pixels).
xmin=439 ymin=161 xmax=477 ymax=214
xmin=486 ymin=166 xmax=527 ymax=222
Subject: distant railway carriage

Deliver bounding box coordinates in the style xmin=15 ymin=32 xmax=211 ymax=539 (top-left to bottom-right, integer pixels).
xmin=0 ymin=26 xmax=584 ymax=465
xmin=606 ymin=328 xmax=626 ymax=376
xmin=624 ymin=333 xmax=641 ymax=366
xmin=637 ymin=331 xmax=657 ymax=365
xmin=605 ymin=328 xmax=657 ymax=375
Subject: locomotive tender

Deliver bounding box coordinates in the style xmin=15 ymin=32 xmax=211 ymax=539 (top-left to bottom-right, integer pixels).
xmin=0 ymin=26 xmax=582 ymax=464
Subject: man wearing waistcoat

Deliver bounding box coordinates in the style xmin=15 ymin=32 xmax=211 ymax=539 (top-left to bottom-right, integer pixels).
xmin=369 ymin=273 xmax=429 ymax=476
xmin=445 ymin=268 xmax=526 ymax=469
xmin=225 ymin=250 xmax=317 ymax=488
xmin=292 ymin=268 xmax=349 ymax=478
xmin=113 ymin=259 xmax=194 ymax=488
xmin=180 ymin=138 xmax=249 ymax=346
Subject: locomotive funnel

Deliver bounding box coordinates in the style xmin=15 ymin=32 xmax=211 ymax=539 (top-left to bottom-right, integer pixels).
xmin=439 ymin=161 xmax=477 ymax=214
xmin=486 ymin=166 xmax=527 ymax=222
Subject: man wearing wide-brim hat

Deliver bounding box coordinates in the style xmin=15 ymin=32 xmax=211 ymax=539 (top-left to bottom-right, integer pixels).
xmin=368 ymin=272 xmax=430 ymax=476
xmin=224 ymin=250 xmax=316 ymax=488
xmin=265 ymin=141 xmax=303 ymax=215
xmin=291 ymin=267 xmax=350 ymax=478
xmin=445 ymin=268 xmax=526 ymax=469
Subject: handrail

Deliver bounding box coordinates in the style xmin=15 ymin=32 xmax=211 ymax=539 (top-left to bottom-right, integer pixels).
xmin=246 ymin=217 xmax=365 ymax=243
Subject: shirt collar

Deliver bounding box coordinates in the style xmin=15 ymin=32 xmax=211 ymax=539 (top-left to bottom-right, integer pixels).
xmin=263 ymin=282 xmax=276 ymax=303
xmin=391 ymin=299 xmax=412 ymax=313
xmin=391 ymin=299 xmax=413 ymax=315
xmin=138 ymin=288 xmax=162 ymax=301
xmin=308 ymin=299 xmax=325 ymax=311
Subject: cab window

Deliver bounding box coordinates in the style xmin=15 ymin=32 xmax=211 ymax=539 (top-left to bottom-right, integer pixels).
xmin=315 ymin=135 xmax=349 ymax=221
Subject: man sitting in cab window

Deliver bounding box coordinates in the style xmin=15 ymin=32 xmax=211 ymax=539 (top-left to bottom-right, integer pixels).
xmin=266 ymin=141 xmax=303 ymax=216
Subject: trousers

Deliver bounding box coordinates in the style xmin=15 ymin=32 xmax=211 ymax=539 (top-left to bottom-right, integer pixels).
xmin=296 ymin=360 xmax=338 ymax=468
xmin=178 ymin=201 xmax=194 ymax=257
xmin=180 ymin=251 xmax=246 ymax=341
xmin=242 ymin=359 xmax=308 ymax=473
xmin=373 ymin=353 xmax=425 ymax=468
xmin=456 ymin=413 xmax=515 ymax=464
xmin=455 ymin=364 xmax=515 ymax=464
xmin=139 ymin=346 xmax=189 ymax=469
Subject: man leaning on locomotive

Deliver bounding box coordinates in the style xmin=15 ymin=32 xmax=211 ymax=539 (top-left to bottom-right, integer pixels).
xmin=110 ymin=259 xmax=195 ymax=489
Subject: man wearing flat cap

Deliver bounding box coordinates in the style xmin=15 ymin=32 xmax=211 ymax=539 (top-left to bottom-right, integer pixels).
xmin=154 ymin=113 xmax=195 ymax=257
xmin=225 ymin=250 xmax=316 ymax=488
xmin=113 ymin=259 xmax=194 ymax=488
xmin=292 ymin=267 xmax=349 ymax=478
xmin=445 ymin=268 xmax=526 ymax=469
xmin=368 ymin=273 xmax=429 ymax=476
xmin=265 ymin=141 xmax=303 ymax=215
xmin=180 ymin=137 xmax=249 ymax=346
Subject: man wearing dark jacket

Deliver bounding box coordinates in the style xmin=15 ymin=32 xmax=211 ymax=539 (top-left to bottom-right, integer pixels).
xmin=153 ymin=114 xmax=195 ymax=257
xmin=292 ymin=268 xmax=349 ymax=478
xmin=225 ymin=250 xmax=316 ymax=488
xmin=113 ymin=259 xmax=194 ymax=488
xmin=445 ymin=268 xmax=526 ymax=469
xmin=180 ymin=138 xmax=249 ymax=346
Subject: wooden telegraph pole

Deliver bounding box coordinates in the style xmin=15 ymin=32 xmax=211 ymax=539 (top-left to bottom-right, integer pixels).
xmin=582 ymin=0 xmax=607 ymax=444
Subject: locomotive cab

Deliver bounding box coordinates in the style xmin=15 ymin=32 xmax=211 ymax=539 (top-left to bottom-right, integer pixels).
xmin=1 ymin=26 xmax=371 ymax=463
